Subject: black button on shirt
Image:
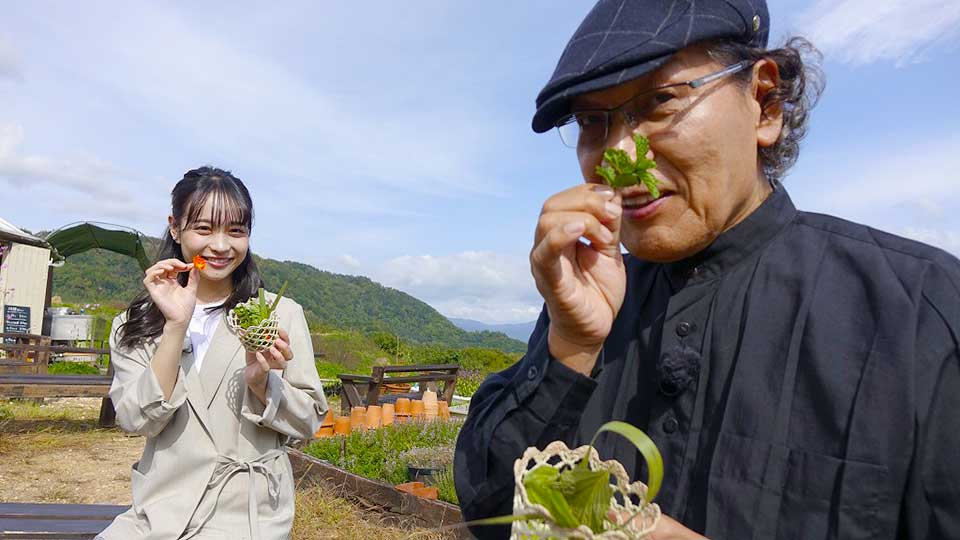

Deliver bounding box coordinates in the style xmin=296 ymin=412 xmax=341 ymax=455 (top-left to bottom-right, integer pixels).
xmin=454 ymin=187 xmax=960 ymax=540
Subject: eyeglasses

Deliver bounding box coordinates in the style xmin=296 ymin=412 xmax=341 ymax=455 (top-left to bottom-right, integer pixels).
xmin=556 ymin=60 xmax=755 ymax=149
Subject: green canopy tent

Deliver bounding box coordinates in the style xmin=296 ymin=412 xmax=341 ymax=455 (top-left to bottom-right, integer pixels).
xmin=44 ymin=222 xmax=152 ymax=272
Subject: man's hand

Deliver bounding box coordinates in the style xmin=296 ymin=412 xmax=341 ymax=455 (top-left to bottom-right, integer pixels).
xmin=530 ymin=183 xmax=625 ymax=375
xmin=649 ymin=515 xmax=708 ymax=540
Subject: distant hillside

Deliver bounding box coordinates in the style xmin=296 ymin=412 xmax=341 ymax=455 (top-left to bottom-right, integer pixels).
xmin=50 ymin=246 xmax=526 ymax=352
xmin=448 ymin=317 xmax=537 ymax=343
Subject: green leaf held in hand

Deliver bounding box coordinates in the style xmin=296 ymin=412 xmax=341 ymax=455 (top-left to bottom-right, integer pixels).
xmin=594 ymin=133 xmax=660 ymax=198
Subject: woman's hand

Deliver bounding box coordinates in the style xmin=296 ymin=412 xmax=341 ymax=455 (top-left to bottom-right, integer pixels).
xmin=245 ymin=328 xmax=293 ymax=399
xmin=143 ymin=258 xmax=198 ymax=330
xmin=530 ymin=183 xmax=625 ymax=375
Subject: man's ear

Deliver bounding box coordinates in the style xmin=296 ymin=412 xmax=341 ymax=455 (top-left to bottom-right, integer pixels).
xmin=168 ymin=215 xmax=179 ymax=243
xmin=753 ymin=57 xmax=783 ymax=148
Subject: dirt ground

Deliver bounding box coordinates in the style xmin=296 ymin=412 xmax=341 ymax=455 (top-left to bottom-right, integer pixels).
xmin=0 ymin=398 xmax=140 ymax=504
xmin=0 ymin=398 xmax=455 ymax=540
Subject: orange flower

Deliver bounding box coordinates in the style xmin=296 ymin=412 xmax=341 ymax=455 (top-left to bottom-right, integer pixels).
xmin=192 ymin=255 xmax=207 ymax=270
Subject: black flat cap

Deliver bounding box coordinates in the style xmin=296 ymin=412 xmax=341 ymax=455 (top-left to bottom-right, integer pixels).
xmin=533 ymin=0 xmax=769 ymax=133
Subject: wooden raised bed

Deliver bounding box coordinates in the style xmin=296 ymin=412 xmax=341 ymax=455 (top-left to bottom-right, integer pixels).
xmin=287 ymin=448 xmax=468 ymax=537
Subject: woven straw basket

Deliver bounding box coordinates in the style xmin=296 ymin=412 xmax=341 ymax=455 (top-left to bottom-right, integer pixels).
xmin=227 ymin=310 xmax=280 ymax=352
xmin=511 ymin=441 xmax=661 ymax=540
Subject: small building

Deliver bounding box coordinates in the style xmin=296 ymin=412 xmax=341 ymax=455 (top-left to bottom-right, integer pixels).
xmin=0 ymin=217 xmax=55 ymax=337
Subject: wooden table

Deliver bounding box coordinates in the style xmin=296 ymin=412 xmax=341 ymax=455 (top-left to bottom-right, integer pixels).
xmin=0 ymin=502 xmax=128 ymax=539
xmin=337 ymin=364 xmax=459 ymax=415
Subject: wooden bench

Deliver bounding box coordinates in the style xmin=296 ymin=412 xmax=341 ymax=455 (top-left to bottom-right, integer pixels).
xmin=0 ymin=502 xmax=128 ymax=539
xmin=0 ymin=333 xmax=116 ymax=427
xmin=337 ymin=364 xmax=459 ymax=415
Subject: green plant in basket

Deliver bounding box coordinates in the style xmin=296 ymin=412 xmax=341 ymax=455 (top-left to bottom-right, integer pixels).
xmin=460 ymin=421 xmax=664 ymax=540
xmin=231 ymin=282 xmax=288 ymax=330
xmin=229 ymin=281 xmax=288 ymax=352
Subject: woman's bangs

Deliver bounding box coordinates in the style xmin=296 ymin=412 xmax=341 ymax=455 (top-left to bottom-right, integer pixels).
xmin=183 ymin=187 xmax=252 ymax=231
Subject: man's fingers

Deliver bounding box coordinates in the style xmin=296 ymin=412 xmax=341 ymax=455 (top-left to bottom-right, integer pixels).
xmin=540 ymin=183 xmax=619 ymax=217
xmin=530 ymin=219 xmax=585 ymax=287
xmin=538 ymin=212 xmax=617 ymax=248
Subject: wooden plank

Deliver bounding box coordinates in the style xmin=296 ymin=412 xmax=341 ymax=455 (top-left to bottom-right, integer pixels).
xmin=378 ymin=364 xmax=459 ymax=373
xmin=0 ymin=344 xmax=110 ymax=355
xmin=0 ymin=520 xmax=111 ymax=538
xmin=376 ymin=374 xmax=458 ymax=384
xmin=339 ymin=383 xmax=366 ymax=415
xmin=0 ymin=503 xmax=127 ymax=540
xmin=0 ymin=383 xmax=111 ymax=399
xmin=0 ymin=503 xmax=128 ymax=520
xmin=287 ymin=448 xmax=466 ymax=536
xmin=0 ymin=375 xmax=111 ymax=384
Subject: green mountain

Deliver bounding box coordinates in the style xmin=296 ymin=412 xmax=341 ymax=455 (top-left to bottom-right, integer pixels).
xmin=50 ymin=247 xmax=526 ymax=352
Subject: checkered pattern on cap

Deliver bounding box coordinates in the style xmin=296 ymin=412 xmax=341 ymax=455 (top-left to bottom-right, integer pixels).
xmin=532 ymin=0 xmax=769 ymax=133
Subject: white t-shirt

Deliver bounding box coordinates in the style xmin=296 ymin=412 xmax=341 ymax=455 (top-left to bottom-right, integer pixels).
xmin=188 ymin=302 xmax=223 ymax=371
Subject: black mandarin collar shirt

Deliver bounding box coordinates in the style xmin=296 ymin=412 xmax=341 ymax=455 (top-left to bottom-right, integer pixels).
xmin=455 ymin=186 xmax=960 ymax=539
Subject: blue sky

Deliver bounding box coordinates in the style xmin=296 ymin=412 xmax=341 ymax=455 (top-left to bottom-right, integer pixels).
xmin=2 ymin=1 xmax=959 ymax=324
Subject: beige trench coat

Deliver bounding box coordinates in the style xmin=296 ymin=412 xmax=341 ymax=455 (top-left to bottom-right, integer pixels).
xmin=99 ymin=294 xmax=327 ymax=540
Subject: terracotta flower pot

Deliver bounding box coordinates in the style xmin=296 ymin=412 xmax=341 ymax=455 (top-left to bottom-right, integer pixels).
xmin=333 ymin=416 xmax=351 ymax=435
xmin=316 ymin=426 xmax=334 ymax=438
xmin=438 ymin=400 xmax=450 ymax=420
xmin=412 ymin=486 xmax=439 ymax=500
xmin=350 ymin=406 xmax=367 ymax=432
xmin=423 ymin=390 xmax=438 ymax=420
xmin=382 ymin=403 xmax=395 ymax=426
xmin=395 ymin=481 xmax=424 ymax=495
xmin=410 ymin=399 xmax=425 ymax=419
xmin=365 ymin=405 xmax=382 ymax=430
xmin=395 ymin=398 xmax=411 ymax=415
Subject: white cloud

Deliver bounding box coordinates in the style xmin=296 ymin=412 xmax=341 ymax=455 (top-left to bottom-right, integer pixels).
xmin=797 ymin=0 xmax=960 ymax=65
xmin=797 ymin=132 xmax=960 ymax=218
xmin=337 ymin=254 xmax=362 ymax=269
xmin=27 ymin=3 xmax=506 ymax=204
xmin=0 ymin=123 xmax=168 ymax=228
xmin=0 ymin=123 xmax=133 ymax=200
xmin=896 ymin=227 xmax=960 ymax=256
xmin=373 ymin=251 xmax=541 ymax=324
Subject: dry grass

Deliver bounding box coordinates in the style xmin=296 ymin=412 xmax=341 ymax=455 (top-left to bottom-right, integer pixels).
xmin=293 ymin=485 xmax=459 ymax=540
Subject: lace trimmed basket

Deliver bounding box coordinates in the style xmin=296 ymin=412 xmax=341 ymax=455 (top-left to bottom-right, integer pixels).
xmin=511 ymin=440 xmax=661 ymax=540
xmin=226 ymin=310 xmax=280 ymax=353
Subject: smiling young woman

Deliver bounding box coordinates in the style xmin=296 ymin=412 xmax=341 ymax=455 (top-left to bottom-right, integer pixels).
xmin=99 ymin=167 xmax=328 ymax=540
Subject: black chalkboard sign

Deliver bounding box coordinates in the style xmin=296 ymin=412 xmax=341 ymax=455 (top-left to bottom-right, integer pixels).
xmin=3 ymin=305 xmax=31 ymax=343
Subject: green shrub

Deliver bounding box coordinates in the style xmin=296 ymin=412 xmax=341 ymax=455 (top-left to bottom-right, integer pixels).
xmin=47 ymin=361 xmax=102 ymax=375
xmin=304 ymin=420 xmax=463 ymax=499
xmin=434 ymin=465 xmax=458 ymax=505
xmin=455 ymin=371 xmax=487 ymax=397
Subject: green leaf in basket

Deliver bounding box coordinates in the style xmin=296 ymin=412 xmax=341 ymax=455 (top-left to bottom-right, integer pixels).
xmin=268 ymin=281 xmax=288 ymax=314
xmin=523 ymin=464 xmax=580 ymax=529
xmin=589 ymin=421 xmax=663 ymax=503
xmin=561 ymin=463 xmax=614 ymax=533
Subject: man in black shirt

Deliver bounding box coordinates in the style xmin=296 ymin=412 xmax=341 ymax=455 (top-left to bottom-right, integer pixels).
xmin=454 ymin=1 xmax=960 ymax=539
